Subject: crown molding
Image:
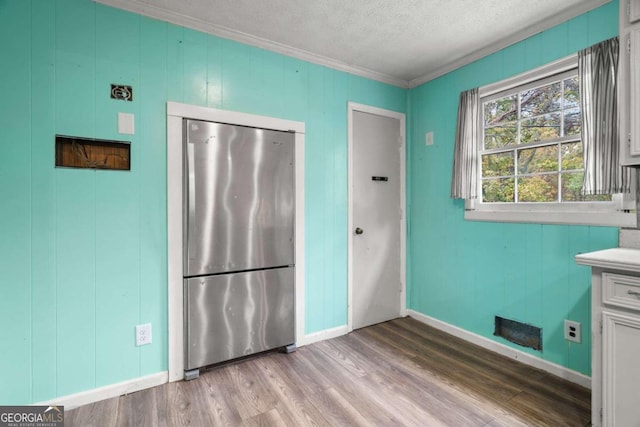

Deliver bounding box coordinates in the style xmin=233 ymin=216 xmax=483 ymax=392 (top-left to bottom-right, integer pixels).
xmin=408 ymin=0 xmax=611 ymax=88
xmin=95 ymin=0 xmax=610 ymax=90
xmin=93 ymin=0 xmax=409 ymax=88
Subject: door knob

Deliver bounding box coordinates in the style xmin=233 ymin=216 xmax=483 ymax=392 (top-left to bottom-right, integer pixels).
xmin=355 ymin=227 xmax=364 ymax=235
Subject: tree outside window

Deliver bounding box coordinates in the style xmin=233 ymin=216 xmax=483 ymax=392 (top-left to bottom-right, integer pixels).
xmin=480 ymin=71 xmax=610 ymax=204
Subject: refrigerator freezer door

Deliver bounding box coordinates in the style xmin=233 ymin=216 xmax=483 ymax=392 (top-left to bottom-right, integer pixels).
xmin=184 ymin=119 xmax=295 ymax=277
xmin=184 ymin=267 xmax=295 ymax=369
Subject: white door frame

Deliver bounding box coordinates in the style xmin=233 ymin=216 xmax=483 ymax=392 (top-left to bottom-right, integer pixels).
xmin=166 ymin=102 xmax=305 ymax=382
xmin=347 ymin=102 xmax=407 ymax=333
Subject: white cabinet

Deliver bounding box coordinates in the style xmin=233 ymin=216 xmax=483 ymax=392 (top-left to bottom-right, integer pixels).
xmin=620 ymin=0 xmax=640 ymax=165
xmin=575 ymin=248 xmax=640 ymax=426
xmin=602 ymin=311 xmax=640 ymax=426
xmin=631 ymin=0 xmax=640 ymax=23
xmin=630 ymin=29 xmax=640 ymax=157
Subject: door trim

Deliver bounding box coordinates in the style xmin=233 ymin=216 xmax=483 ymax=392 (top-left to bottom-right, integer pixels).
xmin=167 ymin=102 xmax=305 ymax=382
xmin=347 ymin=102 xmax=406 ymax=332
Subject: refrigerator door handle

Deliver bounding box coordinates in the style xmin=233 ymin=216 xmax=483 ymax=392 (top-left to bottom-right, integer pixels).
xmin=186 ymin=141 xmax=197 ymax=264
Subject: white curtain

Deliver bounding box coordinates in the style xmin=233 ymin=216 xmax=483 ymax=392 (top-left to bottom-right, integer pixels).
xmin=579 ymin=37 xmax=631 ymax=195
xmin=450 ymin=88 xmax=479 ymax=199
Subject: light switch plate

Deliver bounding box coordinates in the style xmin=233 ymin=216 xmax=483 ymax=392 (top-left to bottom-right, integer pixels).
xmin=425 ymin=131 xmax=434 ymax=146
xmin=118 ymin=112 xmax=135 ymax=135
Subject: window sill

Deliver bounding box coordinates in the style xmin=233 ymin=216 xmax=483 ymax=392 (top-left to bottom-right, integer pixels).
xmin=465 ymin=209 xmax=637 ymax=227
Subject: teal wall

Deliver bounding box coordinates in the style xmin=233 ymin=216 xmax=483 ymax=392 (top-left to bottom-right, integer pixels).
xmin=407 ymin=1 xmax=619 ymax=375
xmin=0 ymin=0 xmax=623 ymax=406
xmin=0 ymin=0 xmax=406 ymax=404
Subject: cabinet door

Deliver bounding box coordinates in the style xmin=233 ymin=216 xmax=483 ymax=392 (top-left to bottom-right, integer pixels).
xmin=631 ymin=0 xmax=640 ymax=23
xmin=602 ymin=311 xmax=640 ymax=426
xmin=631 ymin=29 xmax=640 ymax=156
xmin=629 ymin=28 xmax=640 ymax=156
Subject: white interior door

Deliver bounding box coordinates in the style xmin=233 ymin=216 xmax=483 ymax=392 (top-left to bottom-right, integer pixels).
xmin=350 ymin=106 xmax=404 ymax=330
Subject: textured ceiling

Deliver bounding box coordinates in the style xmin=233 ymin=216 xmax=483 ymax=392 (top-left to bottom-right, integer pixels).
xmin=95 ymin=0 xmax=610 ymax=87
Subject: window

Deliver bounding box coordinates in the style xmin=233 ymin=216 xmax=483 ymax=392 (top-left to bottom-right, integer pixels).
xmin=465 ymin=56 xmax=635 ymax=226
xmin=481 ymin=69 xmax=609 ymax=204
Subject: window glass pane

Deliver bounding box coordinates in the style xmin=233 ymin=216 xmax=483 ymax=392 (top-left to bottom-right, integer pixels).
xmin=564 ymin=77 xmax=579 ymax=109
xmin=518 ymin=174 xmax=558 ymax=202
xmin=482 ymin=152 xmax=514 ymax=177
xmin=561 ymin=172 xmax=612 ymax=201
xmin=521 ymin=113 xmax=561 ymax=143
xmin=561 ymin=172 xmax=584 ymax=201
xmin=484 ymin=124 xmax=517 ymax=149
xmin=482 ymin=178 xmax=515 ymax=202
xmin=484 ymin=95 xmax=517 ymax=126
xmin=517 ymin=145 xmax=558 ymax=174
xmin=582 ymin=194 xmax=612 ymax=202
xmin=564 ymin=108 xmax=581 ymax=136
xmin=520 ymin=82 xmax=562 ymax=118
xmin=476 ymin=69 xmax=617 ymax=209
xmin=560 ymin=142 xmax=583 ymax=171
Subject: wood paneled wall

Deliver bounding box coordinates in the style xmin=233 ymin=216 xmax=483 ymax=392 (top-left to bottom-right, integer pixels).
xmin=407 ymin=0 xmax=619 ymax=376
xmin=0 ymin=0 xmax=406 ymax=404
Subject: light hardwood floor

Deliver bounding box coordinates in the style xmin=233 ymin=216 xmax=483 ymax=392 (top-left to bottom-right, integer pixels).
xmin=66 ymin=317 xmax=590 ymax=426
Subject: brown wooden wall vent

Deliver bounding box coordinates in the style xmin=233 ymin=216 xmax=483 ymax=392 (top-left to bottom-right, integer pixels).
xmin=55 ymin=135 xmax=130 ymax=171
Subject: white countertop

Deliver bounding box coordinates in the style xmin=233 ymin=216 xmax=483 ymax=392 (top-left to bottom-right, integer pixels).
xmin=575 ymin=248 xmax=640 ymax=273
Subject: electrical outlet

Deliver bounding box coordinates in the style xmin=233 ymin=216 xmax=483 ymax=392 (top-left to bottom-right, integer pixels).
xmin=564 ymin=320 xmax=581 ymax=343
xmin=135 ymin=323 xmax=152 ymax=346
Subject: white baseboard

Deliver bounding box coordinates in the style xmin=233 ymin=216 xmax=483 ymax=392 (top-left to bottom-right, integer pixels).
xmin=301 ymin=325 xmax=349 ymax=346
xmin=38 ymin=323 xmax=348 ymax=411
xmin=32 ymin=312 xmax=589 ymax=410
xmin=35 ymin=371 xmax=168 ymax=410
xmin=406 ymin=310 xmax=591 ymax=389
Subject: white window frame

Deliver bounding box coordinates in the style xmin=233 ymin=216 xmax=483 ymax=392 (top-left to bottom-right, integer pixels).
xmin=465 ymin=55 xmax=636 ymax=227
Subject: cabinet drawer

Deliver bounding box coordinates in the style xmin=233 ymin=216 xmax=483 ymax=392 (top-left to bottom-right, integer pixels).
xmin=603 ymin=273 xmax=640 ymax=311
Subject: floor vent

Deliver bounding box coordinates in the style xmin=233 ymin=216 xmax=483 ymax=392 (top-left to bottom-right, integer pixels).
xmin=494 ymin=316 xmax=542 ymax=351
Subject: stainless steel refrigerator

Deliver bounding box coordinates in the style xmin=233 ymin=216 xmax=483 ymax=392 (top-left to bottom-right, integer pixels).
xmin=183 ymin=119 xmax=295 ymax=377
